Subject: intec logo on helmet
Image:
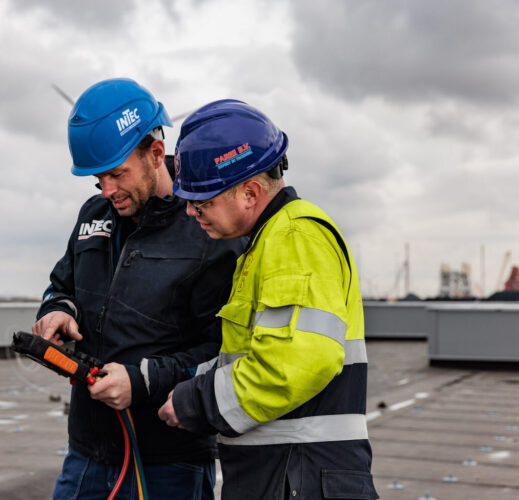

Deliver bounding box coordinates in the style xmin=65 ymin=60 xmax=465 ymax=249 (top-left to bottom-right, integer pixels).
xmin=214 ymin=143 xmax=252 ymax=170
xmin=116 ymin=108 xmax=141 ymax=136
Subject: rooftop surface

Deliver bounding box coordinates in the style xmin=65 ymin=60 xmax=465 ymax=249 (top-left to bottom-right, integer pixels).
xmin=0 ymin=340 xmax=518 ymax=499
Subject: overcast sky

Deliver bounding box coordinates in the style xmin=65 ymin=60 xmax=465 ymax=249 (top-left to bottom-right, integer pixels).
xmin=2 ymin=0 xmax=518 ymax=299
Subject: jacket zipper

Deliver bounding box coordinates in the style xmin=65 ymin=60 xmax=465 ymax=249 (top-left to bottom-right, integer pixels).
xmin=123 ymin=249 xmax=141 ymax=267
xmin=94 ymin=196 xmax=174 ymax=337
xmin=95 ymin=305 xmax=105 ymax=334
xmin=95 ymin=214 xmax=140 ymax=335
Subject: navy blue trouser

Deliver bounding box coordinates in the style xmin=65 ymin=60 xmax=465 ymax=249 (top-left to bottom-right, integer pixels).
xmin=53 ymin=447 xmax=215 ymax=500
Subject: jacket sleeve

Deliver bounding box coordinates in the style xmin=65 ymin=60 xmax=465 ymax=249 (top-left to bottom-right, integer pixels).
xmin=173 ymin=222 xmax=349 ymax=436
xmin=36 ymin=220 xmax=81 ymax=323
xmin=129 ymin=236 xmax=246 ymax=406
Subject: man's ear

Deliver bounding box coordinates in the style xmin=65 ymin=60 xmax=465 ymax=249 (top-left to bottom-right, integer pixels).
xmin=242 ymin=180 xmax=263 ymax=209
xmin=150 ymin=140 xmax=166 ymax=168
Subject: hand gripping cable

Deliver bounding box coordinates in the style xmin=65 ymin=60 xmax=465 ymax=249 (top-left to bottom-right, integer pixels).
xmin=11 ymin=331 xmax=148 ymax=500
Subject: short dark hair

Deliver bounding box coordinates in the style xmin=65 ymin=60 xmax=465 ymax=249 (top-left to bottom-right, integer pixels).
xmin=135 ymin=127 xmax=165 ymax=158
xmin=136 ymin=134 xmax=155 ymax=158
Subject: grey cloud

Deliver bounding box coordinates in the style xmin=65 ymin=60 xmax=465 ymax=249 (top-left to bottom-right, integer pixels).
xmin=0 ymin=19 xmax=157 ymax=142
xmin=0 ymin=66 xmax=102 ymax=142
xmin=425 ymin=103 xmax=488 ymax=142
xmin=158 ymin=0 xmax=208 ymax=20
xmin=11 ymin=0 xmax=136 ymax=29
xmin=0 ymin=61 xmax=68 ymax=141
xmin=291 ymin=0 xmax=519 ymax=105
xmin=285 ymin=127 xmax=394 ymax=237
xmin=0 ymin=27 xmax=111 ymax=141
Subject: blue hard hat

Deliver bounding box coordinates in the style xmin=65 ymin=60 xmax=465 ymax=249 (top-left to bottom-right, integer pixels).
xmin=173 ymin=99 xmax=288 ymax=200
xmin=68 ymin=78 xmax=172 ymax=176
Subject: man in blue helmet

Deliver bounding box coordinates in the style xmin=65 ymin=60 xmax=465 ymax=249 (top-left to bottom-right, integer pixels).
xmin=158 ymin=100 xmax=378 ymax=499
xmin=32 ymin=80 xmax=244 ymax=499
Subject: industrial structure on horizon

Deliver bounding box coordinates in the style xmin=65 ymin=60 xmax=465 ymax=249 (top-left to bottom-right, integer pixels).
xmin=439 ymin=263 xmax=472 ymax=299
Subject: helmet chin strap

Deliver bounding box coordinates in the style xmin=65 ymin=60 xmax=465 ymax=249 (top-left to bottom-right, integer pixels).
xmin=267 ymin=156 xmax=288 ymax=179
xmin=149 ymin=126 xmax=165 ymax=140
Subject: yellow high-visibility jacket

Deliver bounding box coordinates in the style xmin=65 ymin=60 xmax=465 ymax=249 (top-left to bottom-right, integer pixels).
xmin=174 ymin=187 xmax=378 ymax=500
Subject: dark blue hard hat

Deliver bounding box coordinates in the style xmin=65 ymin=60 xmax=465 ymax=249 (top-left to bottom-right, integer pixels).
xmin=173 ymin=99 xmax=288 ymax=200
xmin=68 ymin=78 xmax=172 ymax=176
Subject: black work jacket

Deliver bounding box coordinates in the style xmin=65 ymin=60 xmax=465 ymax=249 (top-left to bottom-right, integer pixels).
xmin=38 ymin=192 xmax=244 ymax=464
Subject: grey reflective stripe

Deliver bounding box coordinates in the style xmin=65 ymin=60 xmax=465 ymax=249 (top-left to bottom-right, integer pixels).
xmin=139 ymin=359 xmax=150 ymax=394
xmin=254 ymin=306 xmax=347 ymax=348
xmin=217 ymin=413 xmax=368 ymax=446
xmin=297 ymin=307 xmax=347 ymax=346
xmin=218 ymin=352 xmax=246 ymax=367
xmin=214 ymin=363 xmax=258 ymax=434
xmin=58 ymin=299 xmax=78 ymax=318
xmin=195 ymin=356 xmax=217 ymax=376
xmin=218 ymin=342 xmax=365 ymax=368
xmin=343 ymin=339 xmax=368 ymax=365
xmin=253 ymin=305 xmax=295 ymax=329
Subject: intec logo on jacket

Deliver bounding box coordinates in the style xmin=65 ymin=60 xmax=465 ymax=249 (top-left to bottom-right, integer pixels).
xmin=78 ymin=220 xmax=112 ymax=240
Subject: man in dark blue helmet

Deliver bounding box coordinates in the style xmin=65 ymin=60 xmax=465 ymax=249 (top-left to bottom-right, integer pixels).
xmin=32 ymin=79 xmax=244 ymax=499
xmin=158 ymin=100 xmax=378 ymax=500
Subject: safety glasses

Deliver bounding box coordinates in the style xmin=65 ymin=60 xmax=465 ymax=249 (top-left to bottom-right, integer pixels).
xmin=187 ymin=184 xmax=239 ymax=216
xmin=188 ymin=198 xmax=213 ymax=216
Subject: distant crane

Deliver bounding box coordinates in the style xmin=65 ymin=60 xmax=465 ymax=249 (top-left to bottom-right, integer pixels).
xmin=496 ymin=251 xmax=511 ymax=292
xmin=390 ymin=243 xmax=410 ymax=299
xmin=504 ymin=266 xmax=519 ymax=291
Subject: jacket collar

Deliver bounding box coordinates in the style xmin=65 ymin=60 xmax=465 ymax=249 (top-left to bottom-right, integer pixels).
xmin=108 ymin=192 xmax=185 ymax=228
xmin=245 ymin=186 xmax=299 ymax=251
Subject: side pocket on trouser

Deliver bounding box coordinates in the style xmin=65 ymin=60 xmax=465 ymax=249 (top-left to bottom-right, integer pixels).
xmin=321 ymin=469 xmax=379 ymax=500
xmin=53 ymin=447 xmax=91 ymax=500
